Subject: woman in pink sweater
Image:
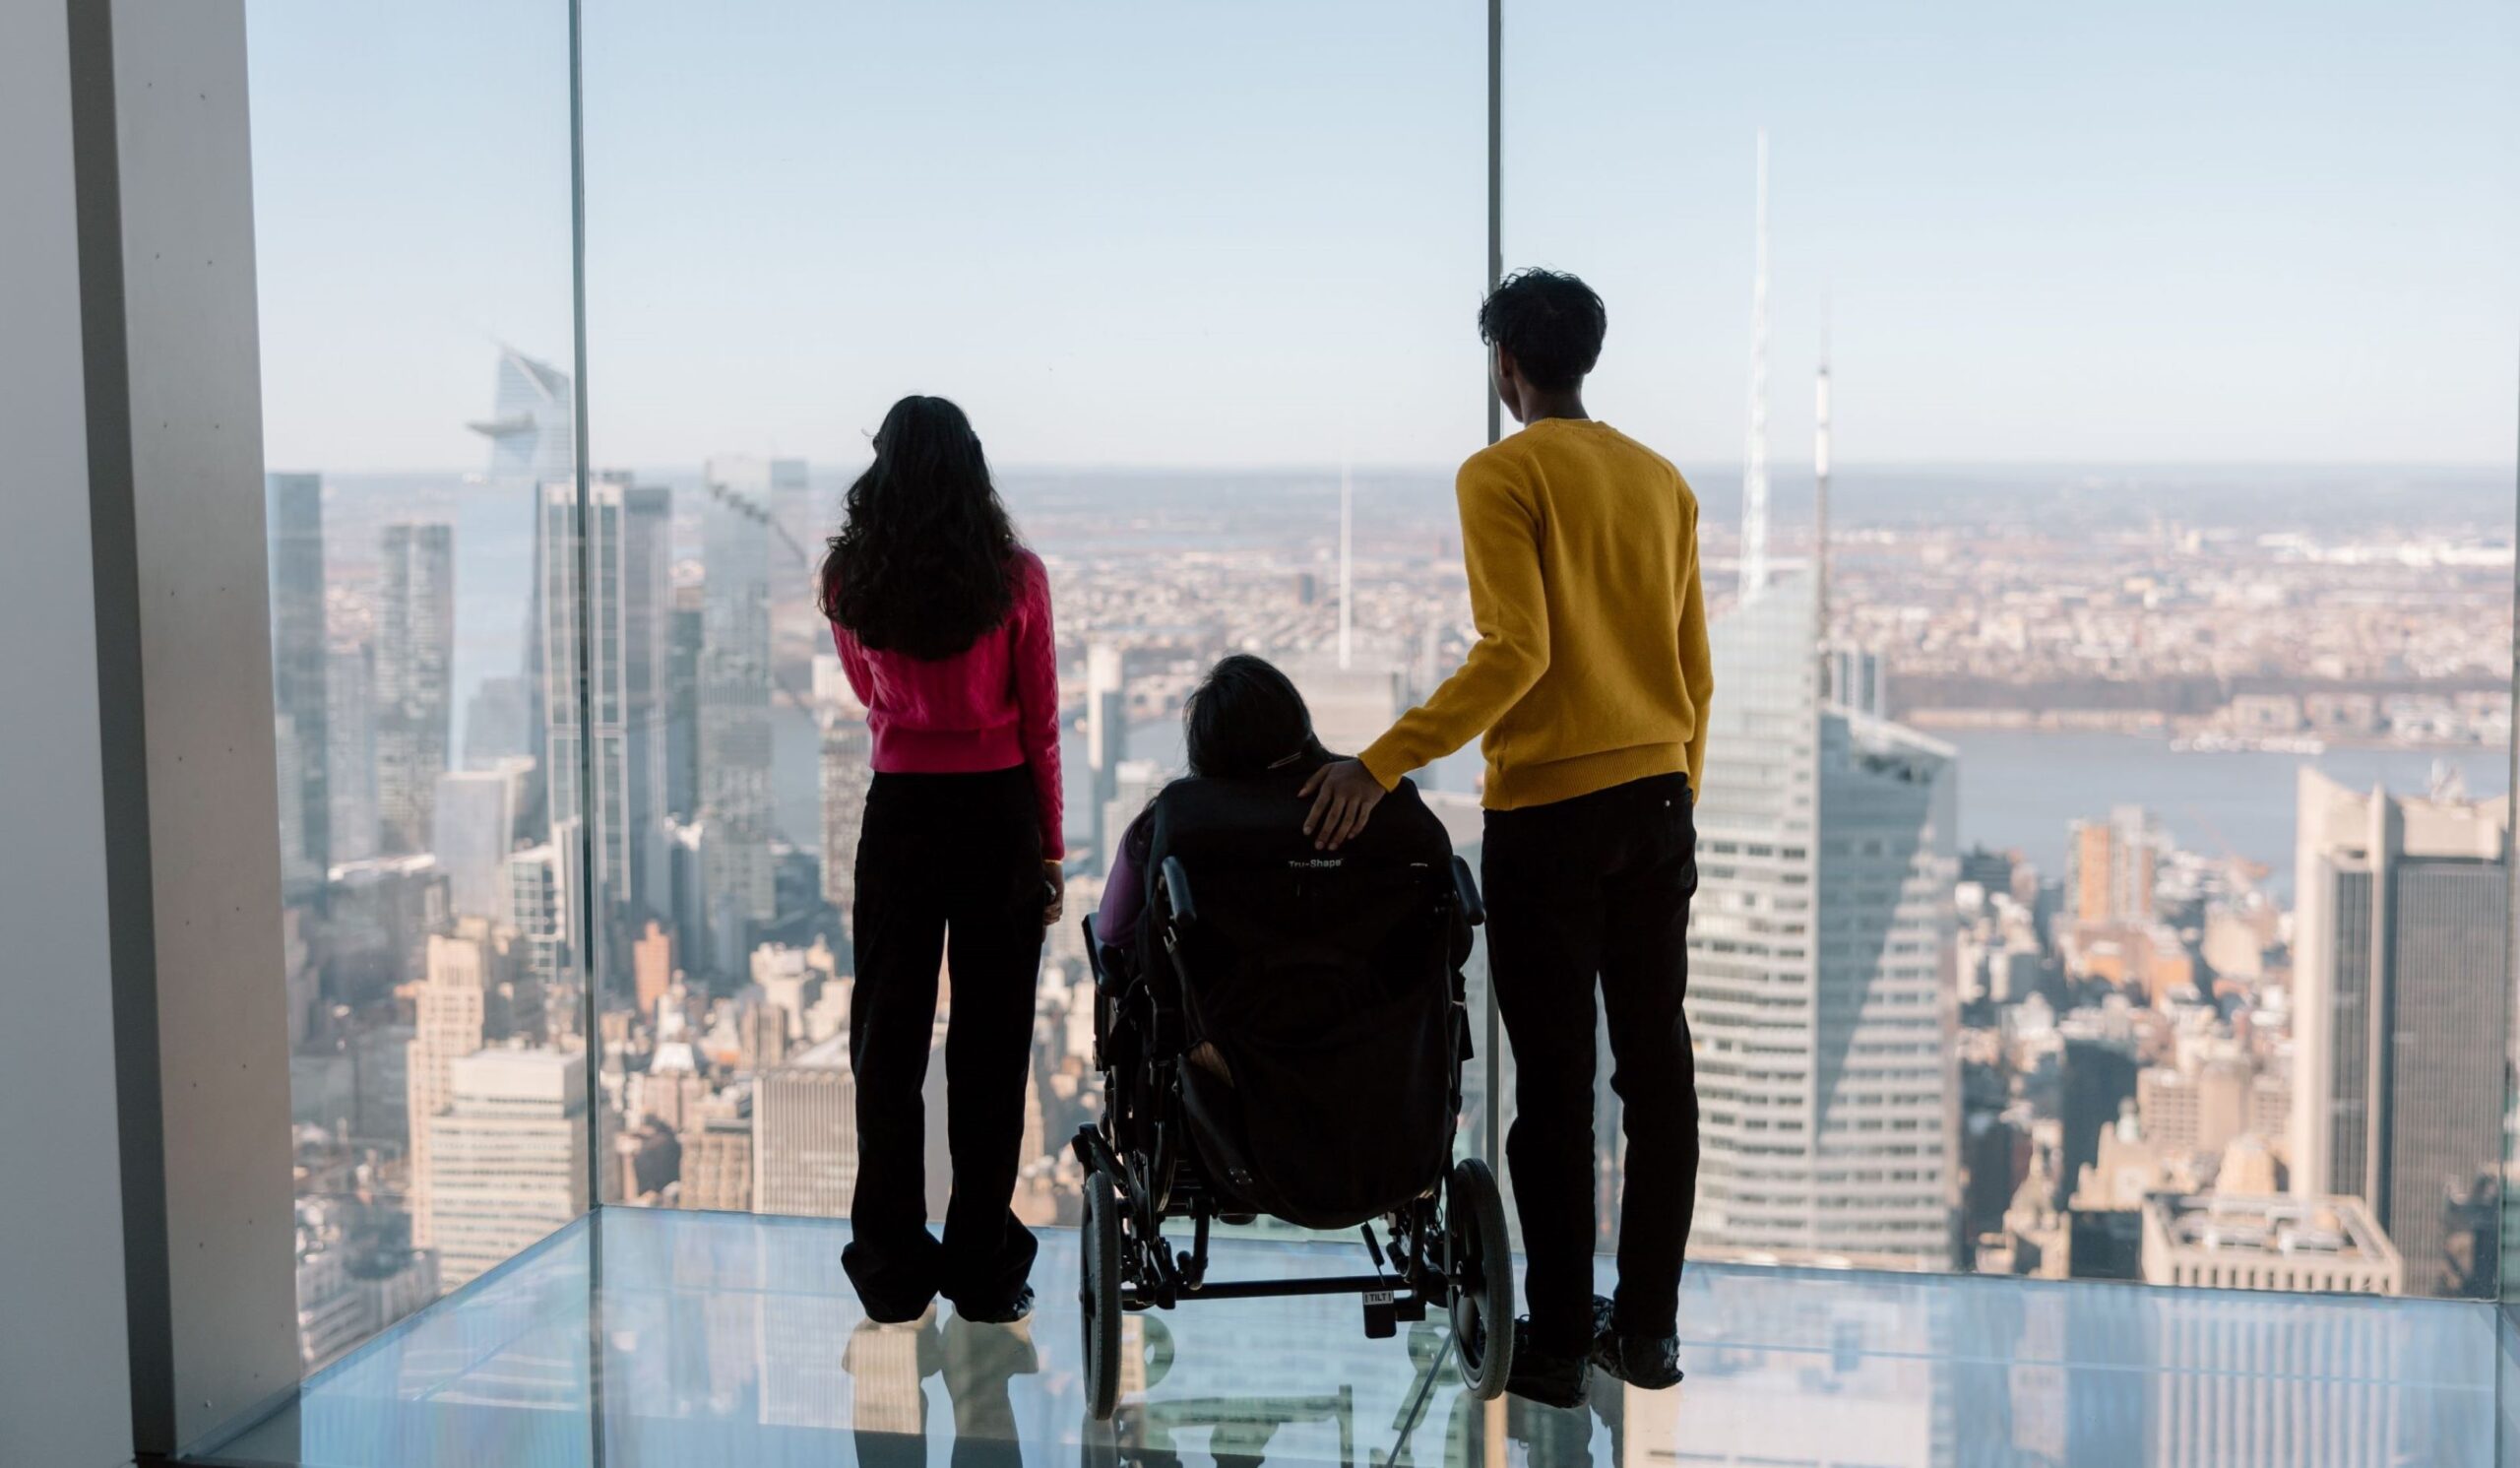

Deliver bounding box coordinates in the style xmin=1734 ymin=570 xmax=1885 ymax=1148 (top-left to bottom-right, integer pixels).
xmin=820 ymin=395 xmax=1063 ymax=1325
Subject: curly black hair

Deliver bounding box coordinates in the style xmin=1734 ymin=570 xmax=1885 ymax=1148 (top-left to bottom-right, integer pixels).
xmin=1477 ymin=268 xmax=1606 ymax=390
xmin=818 ymin=395 xmax=1022 ymax=660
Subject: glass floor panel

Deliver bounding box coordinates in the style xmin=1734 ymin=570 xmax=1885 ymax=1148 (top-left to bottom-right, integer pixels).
xmin=191 ymin=1206 xmax=2500 ymax=1467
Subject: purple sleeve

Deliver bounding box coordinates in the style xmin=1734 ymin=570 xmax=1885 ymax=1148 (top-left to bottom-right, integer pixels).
xmin=1096 ymin=811 xmax=1151 ymax=953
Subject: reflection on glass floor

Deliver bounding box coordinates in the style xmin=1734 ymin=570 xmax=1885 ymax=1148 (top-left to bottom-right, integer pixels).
xmin=191 ymin=1205 xmax=2497 ymax=1467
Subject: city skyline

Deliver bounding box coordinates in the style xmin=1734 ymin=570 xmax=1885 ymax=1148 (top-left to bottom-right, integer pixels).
xmin=260 ymin=292 xmax=2519 ymax=1376
xmin=242 ymin=0 xmax=2520 ymax=1377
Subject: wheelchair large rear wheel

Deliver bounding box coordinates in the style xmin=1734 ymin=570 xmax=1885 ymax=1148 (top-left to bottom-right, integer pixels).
xmin=1080 ymin=1177 xmax=1124 ymax=1421
xmin=1445 ymin=1156 xmax=1513 ymax=1400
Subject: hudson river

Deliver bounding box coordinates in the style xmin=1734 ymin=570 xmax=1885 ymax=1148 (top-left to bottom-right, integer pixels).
xmin=770 ymin=714 xmax=2507 ymax=907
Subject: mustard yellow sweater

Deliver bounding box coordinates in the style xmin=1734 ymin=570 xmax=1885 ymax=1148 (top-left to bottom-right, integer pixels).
xmin=1359 ymin=417 xmax=1713 ymax=809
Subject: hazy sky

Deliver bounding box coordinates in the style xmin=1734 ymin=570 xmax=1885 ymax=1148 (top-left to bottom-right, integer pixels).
xmin=248 ymin=0 xmax=2518 ymax=473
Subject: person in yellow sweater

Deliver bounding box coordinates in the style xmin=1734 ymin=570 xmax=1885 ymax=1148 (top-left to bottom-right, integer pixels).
xmin=1302 ymin=269 xmax=1710 ymax=1407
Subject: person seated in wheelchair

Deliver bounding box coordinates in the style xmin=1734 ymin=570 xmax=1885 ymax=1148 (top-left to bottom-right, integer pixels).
xmin=1088 ymin=653 xmax=1475 ymax=1228
xmin=1095 ymin=654 xmax=1323 ymax=969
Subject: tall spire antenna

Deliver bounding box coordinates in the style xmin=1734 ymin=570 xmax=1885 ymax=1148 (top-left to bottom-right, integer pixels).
xmin=1338 ymin=460 xmax=1354 ymax=670
xmin=1740 ymin=129 xmax=1772 ymax=603
xmin=1815 ymin=292 xmax=1833 ymax=697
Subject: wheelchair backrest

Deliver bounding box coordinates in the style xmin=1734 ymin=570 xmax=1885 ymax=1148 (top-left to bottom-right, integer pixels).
xmin=1143 ymin=767 xmax=1458 ymax=1031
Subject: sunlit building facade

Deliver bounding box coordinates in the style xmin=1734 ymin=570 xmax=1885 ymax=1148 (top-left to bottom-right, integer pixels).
xmin=1688 ymin=568 xmax=1960 ymax=1267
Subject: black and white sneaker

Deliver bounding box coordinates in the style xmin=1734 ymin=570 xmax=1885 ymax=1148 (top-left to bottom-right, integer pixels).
xmin=1505 ymin=1318 xmax=1591 ymax=1408
xmin=1588 ymin=1294 xmax=1683 ymax=1390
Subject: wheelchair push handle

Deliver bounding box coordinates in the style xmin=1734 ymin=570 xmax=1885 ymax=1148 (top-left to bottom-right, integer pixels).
xmin=1160 ymin=855 xmax=1199 ymax=927
xmin=1449 ymin=855 xmax=1485 ymax=926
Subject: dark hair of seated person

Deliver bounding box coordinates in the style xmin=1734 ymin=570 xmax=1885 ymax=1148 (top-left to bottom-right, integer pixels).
xmin=1182 ymin=653 xmax=1331 ymax=780
xmin=1110 ymin=655 xmax=1332 ymax=879
xmin=1099 ymin=654 xmax=1335 ymax=980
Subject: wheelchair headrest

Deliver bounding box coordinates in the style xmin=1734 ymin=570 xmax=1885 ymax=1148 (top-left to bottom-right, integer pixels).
xmin=1147 ymin=766 xmax=1452 ymax=878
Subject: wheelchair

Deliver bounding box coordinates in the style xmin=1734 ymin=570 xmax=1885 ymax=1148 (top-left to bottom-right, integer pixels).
xmin=1070 ymin=769 xmax=1513 ymax=1420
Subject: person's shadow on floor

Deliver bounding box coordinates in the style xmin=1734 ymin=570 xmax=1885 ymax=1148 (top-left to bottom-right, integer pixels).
xmin=846 ymin=1308 xmax=1040 ymax=1468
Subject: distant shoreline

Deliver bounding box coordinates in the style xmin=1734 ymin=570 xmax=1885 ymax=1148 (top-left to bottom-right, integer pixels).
xmin=1904 ymin=710 xmax=2506 ymax=760
xmin=1932 ymin=729 xmax=2508 ymax=899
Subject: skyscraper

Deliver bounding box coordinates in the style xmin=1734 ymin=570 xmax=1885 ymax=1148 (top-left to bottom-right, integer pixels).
xmin=632 ymin=920 xmax=674 ymax=1022
xmin=463 ymin=675 xmax=534 ymax=766
xmin=678 ymin=1114 xmax=754 ymax=1213
xmin=752 ymin=1034 xmax=855 ymax=1218
xmin=1686 ymin=570 xmax=1962 ymax=1267
xmin=468 ymin=346 xmax=576 ymax=829
xmin=506 ymin=828 xmax=581 ymax=1002
xmin=541 ymin=476 xmax=672 ymax=923
xmin=431 ymin=762 xmax=530 ymax=922
xmin=467 ymin=347 xmax=576 ymax=487
xmin=752 ymin=1029 xmax=950 ymax=1221
xmin=1687 ymin=202 xmax=1959 ymax=1266
xmin=326 ymin=639 xmax=378 ymax=866
xmin=273 ymin=716 xmax=312 ymax=893
xmin=697 ymin=457 xmax=785 ymax=963
xmin=424 ymin=1049 xmax=588 ymax=1289
xmin=266 ymin=472 xmax=329 ymax=895
xmin=617 ymin=481 xmax=673 ymax=918
xmin=1826 ymin=646 xmax=1889 ymax=721
xmin=2066 ymin=806 xmax=2163 ymax=926
xmin=2291 ymin=767 xmax=2509 ymax=1299
xmin=375 ymin=522 xmax=455 ymax=854
xmin=1101 ymin=759 xmax=1165 ymax=880
xmin=322 ymin=855 xmax=447 ymax=1003
xmin=407 ymin=921 xmax=524 ymax=1249
xmin=1290 ymin=661 xmax=1406 ymax=766
xmin=1085 ymin=642 xmax=1126 ymax=861
xmin=665 ymin=582 xmax=704 ymax=822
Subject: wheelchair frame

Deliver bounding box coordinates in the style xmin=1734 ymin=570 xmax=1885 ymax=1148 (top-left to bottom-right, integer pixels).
xmin=1070 ymin=851 xmax=1513 ymax=1422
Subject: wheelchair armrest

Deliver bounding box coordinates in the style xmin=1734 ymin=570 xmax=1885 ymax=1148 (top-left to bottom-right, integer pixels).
xmin=1450 ymin=855 xmax=1485 ymax=927
xmin=1081 ymin=913 xmax=1108 ymax=981
xmin=1159 ymin=855 xmax=1198 ymax=927
xmin=1081 ymin=913 xmax=1137 ymax=995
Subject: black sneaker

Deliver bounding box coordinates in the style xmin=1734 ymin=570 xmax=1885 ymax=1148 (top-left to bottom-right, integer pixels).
xmin=1505 ymin=1318 xmax=1590 ymax=1408
xmin=953 ymin=1284 xmax=1035 ymax=1325
xmin=1588 ymin=1294 xmax=1683 ymax=1390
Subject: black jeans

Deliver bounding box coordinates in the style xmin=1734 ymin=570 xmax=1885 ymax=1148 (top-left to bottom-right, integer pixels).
xmin=1482 ymin=772 xmax=1699 ymax=1356
xmin=845 ymin=767 xmax=1046 ymax=1320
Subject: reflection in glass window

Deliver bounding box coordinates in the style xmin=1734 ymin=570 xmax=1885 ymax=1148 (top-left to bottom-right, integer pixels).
xmin=251 ymin=0 xmax=581 ymax=1367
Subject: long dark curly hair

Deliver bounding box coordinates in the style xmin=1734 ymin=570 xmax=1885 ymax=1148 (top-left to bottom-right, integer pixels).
xmin=818 ymin=396 xmax=1021 ymax=659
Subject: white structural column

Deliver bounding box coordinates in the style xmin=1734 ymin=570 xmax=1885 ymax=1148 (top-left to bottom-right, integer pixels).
xmin=0 ymin=4 xmax=136 ymax=1463
xmin=66 ymin=0 xmax=300 ymax=1455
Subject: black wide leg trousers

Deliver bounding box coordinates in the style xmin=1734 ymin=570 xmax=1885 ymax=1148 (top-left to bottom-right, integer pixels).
xmin=844 ymin=767 xmax=1046 ymax=1321
xmin=1481 ymin=771 xmax=1701 ymax=1357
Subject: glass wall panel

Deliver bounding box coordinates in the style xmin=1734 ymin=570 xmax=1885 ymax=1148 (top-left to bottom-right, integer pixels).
xmin=1506 ymin=0 xmax=2520 ymax=1304
xmin=577 ymin=0 xmax=1486 ymax=1240
xmin=247 ymin=0 xmax=590 ymax=1369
